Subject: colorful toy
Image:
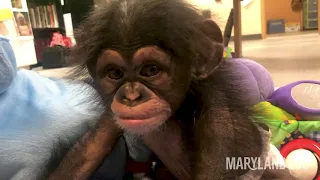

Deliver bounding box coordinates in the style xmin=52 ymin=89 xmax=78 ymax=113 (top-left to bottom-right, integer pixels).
xmin=281 ymin=139 xmax=320 ymax=180
xmin=223 ymin=47 xmax=233 ymax=59
xmin=269 ymin=80 xmax=320 ymax=120
xmin=252 ymin=101 xmax=320 ymax=147
xmin=253 ymin=80 xmax=320 ymax=180
xmin=284 ymin=148 xmax=318 ymax=180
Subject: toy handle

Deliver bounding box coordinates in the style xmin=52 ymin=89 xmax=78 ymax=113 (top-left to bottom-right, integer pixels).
xmin=223 ymin=8 xmax=234 ymax=47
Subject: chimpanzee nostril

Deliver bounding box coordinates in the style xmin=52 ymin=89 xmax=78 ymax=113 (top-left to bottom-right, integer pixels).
xmin=122 ymin=82 xmax=141 ymax=101
xmin=124 ymin=89 xmax=141 ymax=101
xmin=116 ymin=82 xmax=151 ymax=107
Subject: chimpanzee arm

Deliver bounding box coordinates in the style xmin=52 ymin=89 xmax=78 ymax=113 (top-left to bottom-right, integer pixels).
xmin=48 ymin=115 xmax=121 ymax=180
xmin=143 ymin=88 xmax=295 ymax=180
xmin=192 ymin=82 xmax=263 ymax=180
xmin=143 ymin=118 xmax=192 ymax=180
xmin=142 ymin=83 xmax=259 ymax=180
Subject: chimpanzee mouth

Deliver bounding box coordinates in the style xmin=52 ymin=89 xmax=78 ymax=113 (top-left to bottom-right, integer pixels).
xmin=113 ymin=104 xmax=171 ymax=122
xmin=111 ymin=99 xmax=172 ymax=133
xmin=118 ymin=117 xmax=158 ymax=125
xmin=118 ymin=113 xmax=159 ymax=120
xmin=116 ymin=112 xmax=164 ymax=121
xmin=115 ymin=111 xmax=170 ymax=132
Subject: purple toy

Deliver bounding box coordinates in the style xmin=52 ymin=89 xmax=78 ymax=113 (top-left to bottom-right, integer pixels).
xmin=268 ymin=80 xmax=320 ymax=120
xmin=213 ymin=58 xmax=275 ymax=107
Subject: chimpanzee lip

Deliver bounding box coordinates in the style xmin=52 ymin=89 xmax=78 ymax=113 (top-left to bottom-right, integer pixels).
xmin=112 ymin=100 xmax=172 ymax=122
xmin=117 ymin=112 xmax=161 ymax=121
xmin=116 ymin=112 xmax=171 ymax=133
xmin=119 ymin=117 xmax=149 ymax=121
xmin=116 ymin=113 xmax=169 ymax=131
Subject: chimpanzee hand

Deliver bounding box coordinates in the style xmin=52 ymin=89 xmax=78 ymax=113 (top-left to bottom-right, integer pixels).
xmin=48 ymin=115 xmax=122 ymax=180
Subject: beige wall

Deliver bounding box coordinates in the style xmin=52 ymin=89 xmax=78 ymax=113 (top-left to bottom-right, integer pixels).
xmin=190 ymin=0 xmax=262 ymax=36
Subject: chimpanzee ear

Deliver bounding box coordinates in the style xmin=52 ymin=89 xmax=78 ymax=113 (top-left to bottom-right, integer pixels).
xmin=200 ymin=19 xmax=223 ymax=43
xmin=194 ymin=19 xmax=224 ymax=80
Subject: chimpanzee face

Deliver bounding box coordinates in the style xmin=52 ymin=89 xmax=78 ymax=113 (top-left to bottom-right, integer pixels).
xmin=72 ymin=0 xmax=224 ymax=134
xmin=95 ymin=45 xmax=192 ymax=134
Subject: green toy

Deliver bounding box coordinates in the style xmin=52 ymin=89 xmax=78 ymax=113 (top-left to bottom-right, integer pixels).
xmin=252 ymin=101 xmax=320 ymax=148
xmin=223 ymin=47 xmax=233 ymax=59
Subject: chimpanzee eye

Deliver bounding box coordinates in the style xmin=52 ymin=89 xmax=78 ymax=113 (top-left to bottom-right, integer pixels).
xmin=106 ymin=68 xmax=124 ymax=80
xmin=140 ymin=65 xmax=160 ymax=77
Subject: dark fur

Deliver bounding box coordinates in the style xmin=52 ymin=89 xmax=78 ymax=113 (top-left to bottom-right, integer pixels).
xmin=52 ymin=0 xmax=293 ymax=179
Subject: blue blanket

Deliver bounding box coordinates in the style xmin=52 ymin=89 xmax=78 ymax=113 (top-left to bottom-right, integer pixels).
xmin=0 ymin=35 xmax=16 ymax=94
xmin=0 ymin=36 xmax=102 ymax=179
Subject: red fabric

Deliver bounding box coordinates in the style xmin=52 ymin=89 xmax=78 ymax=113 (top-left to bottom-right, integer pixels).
xmin=125 ymin=157 xmax=153 ymax=174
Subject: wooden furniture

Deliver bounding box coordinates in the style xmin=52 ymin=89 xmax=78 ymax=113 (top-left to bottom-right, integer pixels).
xmin=303 ymin=0 xmax=318 ymax=30
xmin=233 ymin=0 xmax=242 ymax=58
xmin=319 ymin=0 xmax=320 ymax=33
xmin=26 ymin=0 xmax=65 ymax=69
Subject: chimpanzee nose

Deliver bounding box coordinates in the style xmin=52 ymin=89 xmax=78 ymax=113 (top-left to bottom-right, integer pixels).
xmin=123 ymin=84 xmax=141 ymax=101
xmin=115 ymin=82 xmax=151 ymax=107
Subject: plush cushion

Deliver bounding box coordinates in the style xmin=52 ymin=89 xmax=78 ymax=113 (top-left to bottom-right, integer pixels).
xmin=212 ymin=58 xmax=275 ymax=106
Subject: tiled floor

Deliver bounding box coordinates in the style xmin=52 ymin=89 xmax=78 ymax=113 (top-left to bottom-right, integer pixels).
xmin=36 ymin=32 xmax=320 ymax=88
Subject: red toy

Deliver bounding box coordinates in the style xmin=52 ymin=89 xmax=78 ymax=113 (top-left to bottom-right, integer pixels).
xmin=280 ymin=139 xmax=320 ymax=180
xmin=50 ymin=32 xmax=72 ymax=47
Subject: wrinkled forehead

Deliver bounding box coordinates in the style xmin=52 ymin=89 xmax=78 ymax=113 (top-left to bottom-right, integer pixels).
xmin=103 ymin=23 xmax=171 ymax=54
xmin=97 ymin=46 xmax=171 ymax=68
xmin=99 ymin=1 xmax=186 ymax=53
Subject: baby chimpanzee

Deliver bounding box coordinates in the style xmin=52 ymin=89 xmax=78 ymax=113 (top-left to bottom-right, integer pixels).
xmin=49 ymin=0 xmax=294 ymax=179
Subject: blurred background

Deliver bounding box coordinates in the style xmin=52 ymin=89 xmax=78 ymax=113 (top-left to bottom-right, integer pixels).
xmin=1 ymin=0 xmax=319 ymax=87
